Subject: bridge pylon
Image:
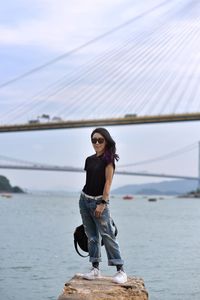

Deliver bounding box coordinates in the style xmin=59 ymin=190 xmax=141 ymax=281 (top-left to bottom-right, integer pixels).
xmin=198 ymin=141 xmax=200 ymax=191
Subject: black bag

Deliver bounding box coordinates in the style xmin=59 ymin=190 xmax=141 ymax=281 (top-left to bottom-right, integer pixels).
xmin=74 ymin=220 xmax=118 ymax=257
xmin=74 ymin=224 xmax=89 ymax=257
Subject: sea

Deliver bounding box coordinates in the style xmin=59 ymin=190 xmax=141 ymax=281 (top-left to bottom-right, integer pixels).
xmin=0 ymin=192 xmax=200 ymax=300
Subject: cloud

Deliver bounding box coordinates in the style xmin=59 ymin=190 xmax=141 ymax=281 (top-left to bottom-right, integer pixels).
xmin=0 ymin=0 xmax=166 ymax=52
xmin=0 ymin=0 xmax=127 ymax=52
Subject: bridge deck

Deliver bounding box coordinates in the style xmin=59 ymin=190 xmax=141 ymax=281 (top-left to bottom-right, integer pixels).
xmin=1 ymin=113 xmax=200 ymax=133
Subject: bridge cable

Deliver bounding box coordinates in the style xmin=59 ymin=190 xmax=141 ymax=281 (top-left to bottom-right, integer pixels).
xmin=4 ymin=4 xmax=177 ymax=122
xmin=117 ymin=142 xmax=197 ymax=168
xmin=0 ymin=0 xmax=173 ymax=89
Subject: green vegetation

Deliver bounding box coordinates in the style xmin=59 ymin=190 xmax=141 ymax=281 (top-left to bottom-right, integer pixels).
xmin=0 ymin=175 xmax=24 ymax=193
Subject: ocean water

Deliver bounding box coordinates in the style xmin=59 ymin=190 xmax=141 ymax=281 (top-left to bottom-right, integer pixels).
xmin=0 ymin=193 xmax=200 ymax=300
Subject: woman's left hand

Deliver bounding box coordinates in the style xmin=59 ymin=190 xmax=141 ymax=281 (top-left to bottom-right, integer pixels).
xmin=94 ymin=204 xmax=106 ymax=218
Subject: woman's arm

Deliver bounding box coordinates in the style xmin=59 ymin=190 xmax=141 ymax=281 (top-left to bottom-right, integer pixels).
xmin=103 ymin=163 xmax=114 ymax=201
xmin=94 ymin=163 xmax=114 ymax=218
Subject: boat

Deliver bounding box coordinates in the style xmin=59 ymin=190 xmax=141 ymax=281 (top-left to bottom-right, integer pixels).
xmin=148 ymin=198 xmax=157 ymax=202
xmin=123 ymin=195 xmax=134 ymax=200
xmin=1 ymin=193 xmax=12 ymax=198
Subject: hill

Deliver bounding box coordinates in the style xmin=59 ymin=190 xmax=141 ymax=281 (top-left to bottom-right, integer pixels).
xmin=0 ymin=175 xmax=24 ymax=193
xmin=112 ymin=179 xmax=198 ymax=195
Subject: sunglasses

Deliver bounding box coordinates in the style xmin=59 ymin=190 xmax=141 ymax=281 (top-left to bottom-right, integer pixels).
xmin=91 ymin=137 xmax=105 ymax=144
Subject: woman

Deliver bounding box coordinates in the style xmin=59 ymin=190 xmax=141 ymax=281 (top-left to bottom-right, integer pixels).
xmin=79 ymin=127 xmax=127 ymax=284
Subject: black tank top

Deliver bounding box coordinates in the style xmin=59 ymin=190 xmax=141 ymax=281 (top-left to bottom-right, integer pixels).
xmin=82 ymin=154 xmax=108 ymax=196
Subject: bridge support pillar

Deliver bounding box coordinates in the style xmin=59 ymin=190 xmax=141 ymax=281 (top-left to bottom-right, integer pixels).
xmin=198 ymin=141 xmax=200 ymax=191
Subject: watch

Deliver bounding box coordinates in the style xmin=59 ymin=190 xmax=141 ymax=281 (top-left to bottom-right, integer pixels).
xmin=101 ymin=199 xmax=107 ymax=204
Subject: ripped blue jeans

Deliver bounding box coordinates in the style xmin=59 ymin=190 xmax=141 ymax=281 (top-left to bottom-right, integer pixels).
xmin=79 ymin=192 xmax=124 ymax=266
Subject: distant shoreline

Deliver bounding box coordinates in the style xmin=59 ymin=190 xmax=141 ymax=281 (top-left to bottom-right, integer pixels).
xmin=178 ymin=191 xmax=200 ymax=198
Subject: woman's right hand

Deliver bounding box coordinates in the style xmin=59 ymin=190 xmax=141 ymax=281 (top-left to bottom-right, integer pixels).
xmin=94 ymin=204 xmax=106 ymax=218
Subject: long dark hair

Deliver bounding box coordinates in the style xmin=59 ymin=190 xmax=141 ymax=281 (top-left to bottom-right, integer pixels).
xmin=91 ymin=127 xmax=119 ymax=166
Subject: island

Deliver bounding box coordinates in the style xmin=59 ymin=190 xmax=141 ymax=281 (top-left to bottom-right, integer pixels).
xmin=0 ymin=175 xmax=24 ymax=193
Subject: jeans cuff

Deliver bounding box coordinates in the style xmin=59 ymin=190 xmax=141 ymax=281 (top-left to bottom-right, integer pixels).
xmin=108 ymin=258 xmax=124 ymax=266
xmin=89 ymin=257 xmax=102 ymax=263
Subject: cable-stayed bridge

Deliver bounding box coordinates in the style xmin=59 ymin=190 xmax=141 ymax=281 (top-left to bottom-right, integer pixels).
xmin=1 ymin=0 xmax=200 ymax=132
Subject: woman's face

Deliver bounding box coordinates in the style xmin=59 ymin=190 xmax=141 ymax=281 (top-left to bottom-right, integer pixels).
xmin=91 ymin=132 xmax=106 ymax=156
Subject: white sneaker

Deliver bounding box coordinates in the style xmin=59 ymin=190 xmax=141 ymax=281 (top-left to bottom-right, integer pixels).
xmin=83 ymin=267 xmax=101 ymax=280
xmin=112 ymin=270 xmax=127 ymax=284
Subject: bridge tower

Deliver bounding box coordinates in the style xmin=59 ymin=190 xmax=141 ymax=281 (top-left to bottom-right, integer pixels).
xmin=198 ymin=141 xmax=200 ymax=191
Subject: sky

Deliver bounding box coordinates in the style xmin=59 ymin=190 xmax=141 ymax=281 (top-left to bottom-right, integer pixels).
xmin=0 ymin=0 xmax=200 ymax=192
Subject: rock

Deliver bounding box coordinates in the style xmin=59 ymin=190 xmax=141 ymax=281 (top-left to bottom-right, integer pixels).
xmin=58 ymin=274 xmax=148 ymax=300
